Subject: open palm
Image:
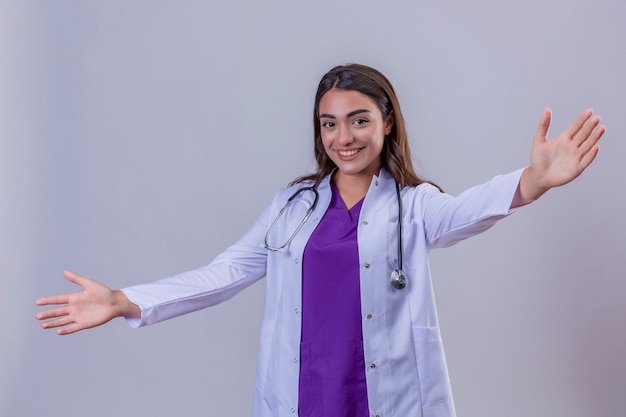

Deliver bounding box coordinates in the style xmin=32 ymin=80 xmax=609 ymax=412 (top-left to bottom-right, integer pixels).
xmin=36 ymin=270 xmax=123 ymax=335
xmin=530 ymin=108 xmax=604 ymax=190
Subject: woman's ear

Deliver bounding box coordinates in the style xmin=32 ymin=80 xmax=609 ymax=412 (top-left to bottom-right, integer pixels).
xmin=384 ymin=110 xmax=395 ymax=135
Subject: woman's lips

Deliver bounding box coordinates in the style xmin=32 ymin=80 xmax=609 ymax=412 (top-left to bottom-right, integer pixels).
xmin=336 ymin=148 xmax=363 ymax=160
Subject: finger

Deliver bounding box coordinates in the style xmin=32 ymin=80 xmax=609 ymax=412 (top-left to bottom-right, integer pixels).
xmin=572 ymin=115 xmax=600 ymax=145
xmin=35 ymin=271 xmax=88 ymax=306
xmin=578 ymin=144 xmax=600 ymax=171
xmin=564 ymin=108 xmax=594 ymax=138
xmin=534 ymin=108 xmax=552 ymax=143
xmin=573 ymin=115 xmax=601 ymax=147
xmin=577 ymin=122 xmax=605 ymax=155
xmin=41 ymin=315 xmax=75 ymax=330
xmin=36 ymin=306 xmax=70 ymax=321
xmin=57 ymin=324 xmax=82 ymax=336
xmin=35 ymin=294 xmax=70 ymax=306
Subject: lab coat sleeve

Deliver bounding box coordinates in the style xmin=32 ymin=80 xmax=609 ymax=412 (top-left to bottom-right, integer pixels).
xmin=420 ymin=168 xmax=526 ymax=249
xmin=120 ymin=200 xmax=271 ymax=328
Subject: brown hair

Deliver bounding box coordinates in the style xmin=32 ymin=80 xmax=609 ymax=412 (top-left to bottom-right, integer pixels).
xmin=293 ymin=63 xmax=437 ymax=190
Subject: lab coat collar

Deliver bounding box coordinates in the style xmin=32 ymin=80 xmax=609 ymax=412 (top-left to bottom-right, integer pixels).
xmin=316 ymin=168 xmax=397 ymax=216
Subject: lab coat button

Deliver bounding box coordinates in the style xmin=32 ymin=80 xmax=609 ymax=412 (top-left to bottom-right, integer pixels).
xmin=370 ymin=363 xmax=376 ymax=369
xmin=294 ymin=308 xmax=299 ymax=314
xmin=293 ymin=357 xmax=298 ymax=363
xmin=362 ymin=220 xmax=368 ymax=225
xmin=294 ymin=258 xmax=299 ymax=264
xmin=366 ymin=313 xmax=373 ymax=319
xmin=290 ymin=407 xmax=296 ymax=413
xmin=364 ymin=263 xmax=371 ymax=269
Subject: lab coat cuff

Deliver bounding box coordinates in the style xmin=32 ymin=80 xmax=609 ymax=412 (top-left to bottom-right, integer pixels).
xmin=506 ymin=167 xmax=532 ymax=215
xmin=119 ymin=287 xmax=146 ymax=328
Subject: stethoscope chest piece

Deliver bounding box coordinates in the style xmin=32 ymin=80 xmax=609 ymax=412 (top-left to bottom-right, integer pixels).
xmin=390 ymin=269 xmax=407 ymax=290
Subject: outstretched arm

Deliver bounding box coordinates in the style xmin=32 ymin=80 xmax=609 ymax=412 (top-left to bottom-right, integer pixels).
xmin=36 ymin=270 xmax=140 ymax=335
xmin=512 ymin=108 xmax=606 ymax=207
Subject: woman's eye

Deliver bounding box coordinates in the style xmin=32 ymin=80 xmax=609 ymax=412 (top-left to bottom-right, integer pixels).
xmin=354 ymin=118 xmax=368 ymax=125
xmin=322 ymin=121 xmax=335 ymax=128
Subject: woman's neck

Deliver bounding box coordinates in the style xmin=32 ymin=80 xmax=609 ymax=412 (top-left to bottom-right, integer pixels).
xmin=333 ymin=171 xmax=376 ymax=210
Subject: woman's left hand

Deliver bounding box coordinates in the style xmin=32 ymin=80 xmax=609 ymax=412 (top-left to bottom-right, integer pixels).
xmin=518 ymin=108 xmax=606 ymax=203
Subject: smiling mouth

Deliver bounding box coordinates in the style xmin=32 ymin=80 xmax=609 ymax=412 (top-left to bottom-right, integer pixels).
xmin=337 ymin=148 xmax=362 ymax=157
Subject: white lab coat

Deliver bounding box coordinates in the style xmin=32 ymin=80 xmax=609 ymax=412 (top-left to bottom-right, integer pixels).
xmin=122 ymin=167 xmax=525 ymax=417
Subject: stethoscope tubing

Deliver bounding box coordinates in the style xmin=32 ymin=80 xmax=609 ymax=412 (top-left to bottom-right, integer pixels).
xmin=264 ymin=181 xmax=406 ymax=289
xmin=395 ymin=181 xmax=403 ymax=274
xmin=264 ymin=186 xmax=319 ymax=252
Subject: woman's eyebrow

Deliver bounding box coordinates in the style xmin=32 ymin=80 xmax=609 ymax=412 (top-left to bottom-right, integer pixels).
xmin=319 ymin=109 xmax=372 ymax=119
xmin=347 ymin=109 xmax=371 ymax=118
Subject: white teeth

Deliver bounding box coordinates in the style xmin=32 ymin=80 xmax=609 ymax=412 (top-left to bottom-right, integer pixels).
xmin=338 ymin=149 xmax=359 ymax=156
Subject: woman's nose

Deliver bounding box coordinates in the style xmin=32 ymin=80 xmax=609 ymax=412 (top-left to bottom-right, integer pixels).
xmin=338 ymin=124 xmax=354 ymax=145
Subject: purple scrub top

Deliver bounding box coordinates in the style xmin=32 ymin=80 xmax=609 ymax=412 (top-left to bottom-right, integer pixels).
xmin=298 ymin=181 xmax=369 ymax=417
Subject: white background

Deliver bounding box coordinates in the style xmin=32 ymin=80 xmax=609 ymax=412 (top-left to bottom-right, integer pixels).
xmin=2 ymin=1 xmax=625 ymax=416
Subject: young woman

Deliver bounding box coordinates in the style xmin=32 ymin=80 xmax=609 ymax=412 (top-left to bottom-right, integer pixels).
xmin=36 ymin=64 xmax=605 ymax=417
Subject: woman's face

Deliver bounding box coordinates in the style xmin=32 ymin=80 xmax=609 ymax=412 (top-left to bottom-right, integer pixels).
xmin=318 ymin=89 xmax=393 ymax=182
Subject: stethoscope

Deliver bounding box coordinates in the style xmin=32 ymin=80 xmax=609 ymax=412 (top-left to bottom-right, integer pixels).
xmin=264 ymin=181 xmax=407 ymax=290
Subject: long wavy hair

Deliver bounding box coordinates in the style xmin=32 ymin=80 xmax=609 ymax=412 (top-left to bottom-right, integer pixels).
xmin=293 ymin=63 xmax=437 ymax=190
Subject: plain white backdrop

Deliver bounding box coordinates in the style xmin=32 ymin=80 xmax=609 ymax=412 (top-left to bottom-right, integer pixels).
xmin=2 ymin=1 xmax=625 ymax=416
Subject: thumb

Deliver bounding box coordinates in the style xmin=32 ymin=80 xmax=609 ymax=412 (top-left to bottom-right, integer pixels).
xmin=534 ymin=108 xmax=552 ymax=144
xmin=63 ymin=270 xmax=88 ymax=287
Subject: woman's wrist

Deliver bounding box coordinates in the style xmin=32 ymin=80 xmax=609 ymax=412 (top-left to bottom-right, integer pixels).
xmin=518 ymin=166 xmax=551 ymax=204
xmin=112 ymin=289 xmax=141 ymax=319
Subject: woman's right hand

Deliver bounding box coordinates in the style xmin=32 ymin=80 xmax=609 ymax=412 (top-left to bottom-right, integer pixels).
xmin=36 ymin=270 xmax=140 ymax=335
